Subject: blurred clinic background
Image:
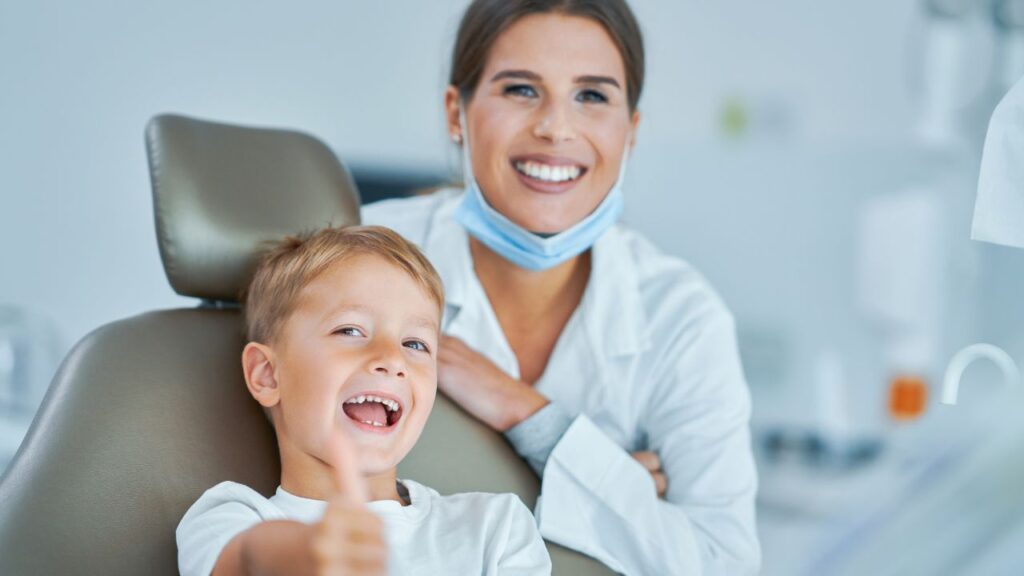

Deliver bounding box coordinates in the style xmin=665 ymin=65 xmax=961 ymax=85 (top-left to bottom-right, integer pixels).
xmin=3 ymin=1 xmax=1024 ymax=574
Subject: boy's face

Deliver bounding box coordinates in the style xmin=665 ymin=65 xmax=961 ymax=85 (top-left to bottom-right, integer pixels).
xmin=264 ymin=254 xmax=439 ymax=476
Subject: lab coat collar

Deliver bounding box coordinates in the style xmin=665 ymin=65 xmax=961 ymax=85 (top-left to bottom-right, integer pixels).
xmin=422 ymin=189 xmax=649 ymax=359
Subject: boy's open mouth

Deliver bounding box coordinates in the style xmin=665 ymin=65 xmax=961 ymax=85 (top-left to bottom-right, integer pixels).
xmin=342 ymin=393 xmax=403 ymax=430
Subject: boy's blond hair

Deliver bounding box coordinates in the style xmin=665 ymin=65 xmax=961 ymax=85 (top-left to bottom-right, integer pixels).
xmin=243 ymin=225 xmax=444 ymax=344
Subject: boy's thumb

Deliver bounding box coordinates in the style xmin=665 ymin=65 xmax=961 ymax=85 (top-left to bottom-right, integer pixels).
xmin=327 ymin=424 xmax=368 ymax=505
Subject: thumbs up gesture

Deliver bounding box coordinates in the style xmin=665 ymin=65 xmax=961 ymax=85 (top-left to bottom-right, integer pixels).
xmin=309 ymin=426 xmax=388 ymax=576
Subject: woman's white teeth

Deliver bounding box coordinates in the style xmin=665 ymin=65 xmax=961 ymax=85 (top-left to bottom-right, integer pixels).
xmin=515 ymin=161 xmax=581 ymax=183
xmin=362 ymin=420 xmax=385 ymax=427
xmin=344 ymin=395 xmax=400 ymax=412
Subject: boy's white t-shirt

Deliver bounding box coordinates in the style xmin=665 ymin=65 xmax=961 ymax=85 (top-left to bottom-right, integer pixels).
xmin=177 ymin=479 xmax=551 ymax=576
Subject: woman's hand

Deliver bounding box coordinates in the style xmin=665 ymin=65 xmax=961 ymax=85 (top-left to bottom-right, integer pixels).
xmin=632 ymin=451 xmax=668 ymax=498
xmin=438 ymin=335 xmax=549 ymax=431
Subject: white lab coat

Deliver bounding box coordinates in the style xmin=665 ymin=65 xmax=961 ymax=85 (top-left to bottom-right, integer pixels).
xmin=362 ymin=188 xmax=760 ymax=576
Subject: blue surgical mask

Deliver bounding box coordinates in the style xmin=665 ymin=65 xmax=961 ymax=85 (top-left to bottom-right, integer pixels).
xmin=452 ymin=108 xmax=629 ymax=271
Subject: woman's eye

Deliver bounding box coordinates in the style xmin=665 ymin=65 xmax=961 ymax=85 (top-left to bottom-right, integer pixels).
xmin=403 ymin=340 xmax=430 ymax=353
xmin=504 ymin=84 xmax=538 ymax=98
xmin=577 ymin=89 xmax=608 ymax=104
xmin=334 ymin=326 xmax=365 ymax=337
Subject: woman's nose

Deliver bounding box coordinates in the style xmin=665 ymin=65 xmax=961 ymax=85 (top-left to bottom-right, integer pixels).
xmin=532 ymin=102 xmax=576 ymax=143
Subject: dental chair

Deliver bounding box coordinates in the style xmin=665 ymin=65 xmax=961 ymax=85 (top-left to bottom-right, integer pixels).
xmin=0 ymin=114 xmax=613 ymax=575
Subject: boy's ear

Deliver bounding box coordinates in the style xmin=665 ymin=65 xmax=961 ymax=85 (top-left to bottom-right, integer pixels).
xmin=242 ymin=342 xmax=281 ymax=408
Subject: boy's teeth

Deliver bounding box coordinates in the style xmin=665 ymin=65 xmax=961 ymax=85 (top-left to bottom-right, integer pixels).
xmin=514 ymin=161 xmax=581 ymax=183
xmin=344 ymin=395 xmax=400 ymax=412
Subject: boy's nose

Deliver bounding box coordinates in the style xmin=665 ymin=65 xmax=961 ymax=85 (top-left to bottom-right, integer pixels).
xmin=373 ymin=363 xmax=406 ymax=378
xmin=369 ymin=344 xmax=407 ymax=378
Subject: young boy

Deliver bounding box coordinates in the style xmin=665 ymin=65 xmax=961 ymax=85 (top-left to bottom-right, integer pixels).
xmin=177 ymin=226 xmax=551 ymax=575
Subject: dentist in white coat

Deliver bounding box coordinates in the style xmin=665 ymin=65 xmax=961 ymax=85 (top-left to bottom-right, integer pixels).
xmin=362 ymin=1 xmax=760 ymax=574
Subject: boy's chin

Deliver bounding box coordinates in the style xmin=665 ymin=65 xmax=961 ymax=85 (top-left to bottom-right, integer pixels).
xmin=349 ymin=438 xmax=411 ymax=475
xmin=354 ymin=450 xmax=416 ymax=479
xmin=358 ymin=460 xmax=399 ymax=478
xmin=346 ymin=418 xmax=426 ymax=456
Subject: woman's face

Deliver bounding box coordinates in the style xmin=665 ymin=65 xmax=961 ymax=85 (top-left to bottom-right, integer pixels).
xmin=446 ymin=13 xmax=640 ymax=234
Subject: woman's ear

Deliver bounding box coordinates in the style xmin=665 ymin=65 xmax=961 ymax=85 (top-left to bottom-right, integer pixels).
xmin=242 ymin=342 xmax=281 ymax=408
xmin=444 ymin=85 xmax=463 ymax=144
xmin=629 ymin=110 xmax=642 ymax=150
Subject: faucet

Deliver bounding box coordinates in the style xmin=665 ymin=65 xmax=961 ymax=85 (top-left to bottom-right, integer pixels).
xmin=942 ymin=343 xmax=1021 ymax=405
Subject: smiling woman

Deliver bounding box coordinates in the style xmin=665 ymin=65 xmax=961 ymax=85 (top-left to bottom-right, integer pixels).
xmin=361 ymin=1 xmax=761 ymax=574
xmin=447 ymin=9 xmax=640 ymax=234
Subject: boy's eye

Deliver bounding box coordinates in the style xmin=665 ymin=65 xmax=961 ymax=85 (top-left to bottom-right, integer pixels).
xmin=504 ymin=84 xmax=538 ymax=98
xmin=403 ymin=339 xmax=430 ymax=353
xmin=334 ymin=326 xmax=365 ymax=337
xmin=577 ymin=89 xmax=608 ymax=104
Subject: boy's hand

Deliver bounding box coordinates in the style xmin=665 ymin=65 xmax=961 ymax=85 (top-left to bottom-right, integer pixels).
xmin=310 ymin=425 xmax=388 ymax=576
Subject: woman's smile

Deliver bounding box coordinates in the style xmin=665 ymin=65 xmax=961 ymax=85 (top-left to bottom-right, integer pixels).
xmin=509 ymin=154 xmax=589 ymax=194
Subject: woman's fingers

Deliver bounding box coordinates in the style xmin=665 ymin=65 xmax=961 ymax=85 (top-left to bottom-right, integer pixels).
xmin=632 ymin=451 xmax=668 ymax=497
xmin=632 ymin=451 xmax=661 ymax=472
xmin=652 ymin=472 xmax=668 ymax=497
xmin=439 ymin=337 xmax=470 ymax=363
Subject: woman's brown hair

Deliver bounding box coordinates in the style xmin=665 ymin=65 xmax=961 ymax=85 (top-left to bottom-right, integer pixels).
xmin=450 ymin=0 xmax=645 ymax=112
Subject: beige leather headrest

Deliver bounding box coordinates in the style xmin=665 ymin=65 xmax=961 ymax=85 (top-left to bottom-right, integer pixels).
xmin=144 ymin=114 xmax=360 ymax=302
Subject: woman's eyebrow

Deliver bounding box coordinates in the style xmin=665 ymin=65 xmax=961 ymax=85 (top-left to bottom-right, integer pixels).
xmin=489 ymin=69 xmax=621 ymax=90
xmin=575 ymin=75 xmax=620 ymax=89
xmin=490 ymin=69 xmax=541 ymax=82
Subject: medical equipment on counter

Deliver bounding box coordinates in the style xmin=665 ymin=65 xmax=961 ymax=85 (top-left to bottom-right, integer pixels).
xmin=806 ymin=382 xmax=1024 ymax=576
xmin=857 ymin=189 xmax=948 ymax=419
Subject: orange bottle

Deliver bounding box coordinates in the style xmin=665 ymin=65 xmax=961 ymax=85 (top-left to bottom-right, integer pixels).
xmin=889 ymin=375 xmax=928 ymax=421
